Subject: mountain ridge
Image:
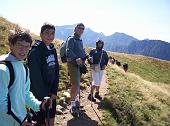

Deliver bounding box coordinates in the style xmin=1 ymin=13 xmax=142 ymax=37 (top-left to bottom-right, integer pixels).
xmin=55 ymin=24 xmax=170 ymax=61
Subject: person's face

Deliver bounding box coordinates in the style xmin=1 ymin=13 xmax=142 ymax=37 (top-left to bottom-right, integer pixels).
xmin=97 ymin=42 xmax=103 ymax=48
xmin=10 ymin=41 xmax=31 ymax=60
xmin=40 ymin=29 xmax=55 ymax=45
xmin=75 ymin=26 xmax=85 ymax=36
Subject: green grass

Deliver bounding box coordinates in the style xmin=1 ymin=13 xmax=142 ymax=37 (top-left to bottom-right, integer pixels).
xmin=58 ymin=64 xmax=70 ymax=91
xmin=0 ymin=46 xmax=8 ymax=55
xmin=102 ymin=65 xmax=170 ymax=126
xmin=109 ymin=52 xmax=170 ymax=84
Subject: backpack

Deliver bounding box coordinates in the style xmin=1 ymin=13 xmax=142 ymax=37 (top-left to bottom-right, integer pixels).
xmin=60 ymin=41 xmax=68 ymax=63
xmin=0 ymin=61 xmax=28 ymax=125
xmin=60 ymin=36 xmax=75 ymax=63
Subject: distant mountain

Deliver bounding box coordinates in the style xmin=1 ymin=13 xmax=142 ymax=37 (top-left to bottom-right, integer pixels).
xmin=55 ymin=25 xmax=105 ymax=47
xmin=55 ymin=25 xmax=137 ymax=48
xmin=55 ymin=24 xmax=170 ymax=61
xmin=102 ymin=32 xmax=138 ymax=52
xmin=55 ymin=25 xmax=74 ymax=41
xmin=127 ymin=40 xmax=170 ymax=61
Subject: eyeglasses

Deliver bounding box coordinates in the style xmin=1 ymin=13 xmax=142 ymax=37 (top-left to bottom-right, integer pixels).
xmin=15 ymin=43 xmax=31 ymax=50
xmin=43 ymin=29 xmax=55 ymax=35
xmin=77 ymin=27 xmax=84 ymax=30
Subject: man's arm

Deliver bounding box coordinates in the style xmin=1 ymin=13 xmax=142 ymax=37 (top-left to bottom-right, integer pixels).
xmin=25 ymin=72 xmax=41 ymax=112
xmin=0 ymin=65 xmax=10 ymax=114
xmin=25 ymin=77 xmax=52 ymax=112
xmin=50 ymin=49 xmax=59 ymax=99
xmin=104 ymin=51 xmax=109 ymax=66
xmin=66 ymin=38 xmax=78 ymax=62
xmin=27 ymin=49 xmax=46 ymax=99
xmin=88 ymin=49 xmax=94 ymax=64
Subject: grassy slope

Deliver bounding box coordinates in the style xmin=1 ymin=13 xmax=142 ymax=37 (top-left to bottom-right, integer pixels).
xmin=0 ymin=17 xmax=41 ymax=55
xmin=102 ymin=52 xmax=170 ymax=126
xmin=109 ymin=52 xmax=170 ymax=84
xmin=0 ymin=17 xmax=12 ymax=54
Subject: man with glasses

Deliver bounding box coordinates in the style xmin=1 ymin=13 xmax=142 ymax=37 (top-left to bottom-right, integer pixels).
xmin=66 ymin=23 xmax=90 ymax=116
xmin=0 ymin=31 xmax=50 ymax=126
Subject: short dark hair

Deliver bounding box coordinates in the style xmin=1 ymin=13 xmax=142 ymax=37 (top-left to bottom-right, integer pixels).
xmin=41 ymin=23 xmax=55 ymax=33
xmin=96 ymin=39 xmax=104 ymax=47
xmin=75 ymin=23 xmax=85 ymax=28
xmin=8 ymin=31 xmax=33 ymax=45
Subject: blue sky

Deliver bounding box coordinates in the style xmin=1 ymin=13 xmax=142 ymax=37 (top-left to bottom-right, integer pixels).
xmin=0 ymin=0 xmax=170 ymax=42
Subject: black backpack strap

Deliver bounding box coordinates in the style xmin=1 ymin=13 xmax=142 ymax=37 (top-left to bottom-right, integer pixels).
xmin=24 ymin=64 xmax=28 ymax=82
xmin=0 ymin=61 xmax=22 ymax=125
xmin=0 ymin=61 xmax=15 ymax=89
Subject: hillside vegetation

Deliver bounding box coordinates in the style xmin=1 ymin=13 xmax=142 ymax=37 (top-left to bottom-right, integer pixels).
xmin=0 ymin=17 xmax=14 ymax=54
xmin=109 ymin=52 xmax=170 ymax=84
xmin=102 ymin=52 xmax=170 ymax=126
xmin=0 ymin=17 xmax=41 ymax=55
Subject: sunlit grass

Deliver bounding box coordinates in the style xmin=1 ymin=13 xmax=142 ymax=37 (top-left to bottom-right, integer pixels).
xmin=109 ymin=52 xmax=170 ymax=84
xmin=102 ymin=65 xmax=170 ymax=125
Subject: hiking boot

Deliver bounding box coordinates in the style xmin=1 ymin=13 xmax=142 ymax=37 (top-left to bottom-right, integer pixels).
xmin=70 ymin=106 xmax=79 ymax=117
xmin=75 ymin=100 xmax=80 ymax=108
xmin=88 ymin=94 xmax=96 ymax=102
xmin=95 ymin=92 xmax=102 ymax=100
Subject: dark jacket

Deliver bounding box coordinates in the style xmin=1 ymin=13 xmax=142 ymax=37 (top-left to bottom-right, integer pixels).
xmin=89 ymin=48 xmax=108 ymax=70
xmin=66 ymin=33 xmax=88 ymax=63
xmin=27 ymin=40 xmax=59 ymax=100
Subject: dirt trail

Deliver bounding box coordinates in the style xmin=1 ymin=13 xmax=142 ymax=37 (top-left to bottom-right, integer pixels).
xmin=55 ymin=71 xmax=108 ymax=126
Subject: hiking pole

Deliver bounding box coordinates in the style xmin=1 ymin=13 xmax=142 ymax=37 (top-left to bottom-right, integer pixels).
xmin=89 ymin=65 xmax=93 ymax=107
xmin=76 ymin=65 xmax=84 ymax=109
xmin=75 ymin=78 xmax=80 ymax=109
xmin=27 ymin=112 xmax=33 ymax=123
xmin=21 ymin=112 xmax=33 ymax=125
xmin=91 ymin=105 xmax=105 ymax=126
xmin=44 ymin=97 xmax=51 ymax=126
xmin=75 ymin=66 xmax=81 ymax=116
xmin=78 ymin=78 xmax=80 ymax=108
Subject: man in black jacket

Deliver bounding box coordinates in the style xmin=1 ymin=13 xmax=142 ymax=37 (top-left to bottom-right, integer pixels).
xmin=28 ymin=23 xmax=59 ymax=126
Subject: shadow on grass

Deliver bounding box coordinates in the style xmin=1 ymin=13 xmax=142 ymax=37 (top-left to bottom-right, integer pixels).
xmin=97 ymin=98 xmax=122 ymax=124
xmin=97 ymin=97 xmax=138 ymax=126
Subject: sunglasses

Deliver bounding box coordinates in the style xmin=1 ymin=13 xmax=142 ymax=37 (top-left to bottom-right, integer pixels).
xmin=77 ymin=27 xmax=85 ymax=30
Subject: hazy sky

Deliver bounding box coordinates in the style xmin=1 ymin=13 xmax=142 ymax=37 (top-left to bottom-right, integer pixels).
xmin=0 ymin=0 xmax=170 ymax=42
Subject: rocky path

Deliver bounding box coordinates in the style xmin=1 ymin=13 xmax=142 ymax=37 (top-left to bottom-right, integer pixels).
xmin=55 ymin=71 xmax=108 ymax=126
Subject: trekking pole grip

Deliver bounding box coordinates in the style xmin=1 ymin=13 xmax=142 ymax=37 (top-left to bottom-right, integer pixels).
xmin=44 ymin=97 xmax=51 ymax=111
xmin=26 ymin=113 xmax=33 ymax=123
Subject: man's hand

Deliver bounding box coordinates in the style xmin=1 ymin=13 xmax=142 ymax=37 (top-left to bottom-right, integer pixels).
xmin=88 ymin=57 xmax=93 ymax=63
xmin=102 ymin=65 xmax=106 ymax=70
xmin=50 ymin=94 xmax=57 ymax=100
xmin=22 ymin=121 xmax=35 ymax=126
xmin=76 ymin=58 xmax=82 ymax=65
xmin=41 ymin=97 xmax=52 ymax=111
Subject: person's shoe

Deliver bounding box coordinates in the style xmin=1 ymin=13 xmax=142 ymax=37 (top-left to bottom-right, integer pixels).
xmin=95 ymin=92 xmax=102 ymax=100
xmin=70 ymin=106 xmax=79 ymax=117
xmin=75 ymin=100 xmax=80 ymax=108
xmin=88 ymin=94 xmax=96 ymax=102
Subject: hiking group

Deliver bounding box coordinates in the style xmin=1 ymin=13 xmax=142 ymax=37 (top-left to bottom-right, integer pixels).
xmin=0 ymin=22 xmax=108 ymax=126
